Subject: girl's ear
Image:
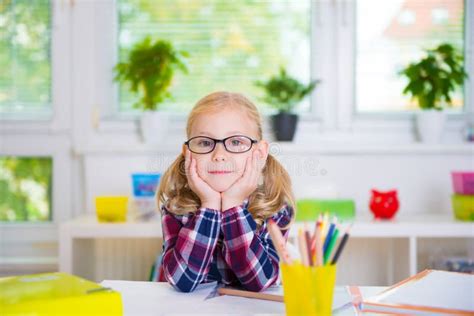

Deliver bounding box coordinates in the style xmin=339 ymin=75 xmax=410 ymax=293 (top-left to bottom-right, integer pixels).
xmin=256 ymin=140 xmax=269 ymax=161
xmin=182 ymin=144 xmax=187 ymax=157
xmin=256 ymin=140 xmax=269 ymax=178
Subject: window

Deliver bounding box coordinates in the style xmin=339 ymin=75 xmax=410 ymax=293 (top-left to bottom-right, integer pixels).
xmin=117 ymin=0 xmax=311 ymax=114
xmin=0 ymin=157 xmax=52 ymax=222
xmin=0 ymin=0 xmax=52 ymax=116
xmin=355 ymin=0 xmax=465 ymax=113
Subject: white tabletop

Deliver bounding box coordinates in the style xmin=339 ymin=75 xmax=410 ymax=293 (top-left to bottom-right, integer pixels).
xmin=100 ymin=280 xmax=385 ymax=316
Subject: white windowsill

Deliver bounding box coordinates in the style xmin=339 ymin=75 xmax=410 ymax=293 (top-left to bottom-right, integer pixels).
xmin=74 ymin=142 xmax=474 ymax=155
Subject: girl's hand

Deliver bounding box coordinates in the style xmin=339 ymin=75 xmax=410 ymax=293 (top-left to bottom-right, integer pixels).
xmin=184 ymin=147 xmax=221 ymax=210
xmin=221 ymin=150 xmax=264 ymax=211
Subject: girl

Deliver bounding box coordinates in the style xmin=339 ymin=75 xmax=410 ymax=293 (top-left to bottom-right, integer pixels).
xmin=155 ymin=91 xmax=296 ymax=293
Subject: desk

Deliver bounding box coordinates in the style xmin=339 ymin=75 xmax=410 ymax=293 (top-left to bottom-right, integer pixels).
xmin=100 ymin=280 xmax=384 ymax=316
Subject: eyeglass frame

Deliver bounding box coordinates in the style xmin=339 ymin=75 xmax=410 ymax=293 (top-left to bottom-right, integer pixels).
xmin=184 ymin=135 xmax=259 ymax=154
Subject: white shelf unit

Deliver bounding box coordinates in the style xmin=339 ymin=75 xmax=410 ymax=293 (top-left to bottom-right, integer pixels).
xmin=59 ymin=214 xmax=473 ymax=285
xmin=290 ymin=215 xmax=474 ymax=285
xmin=59 ymin=215 xmax=162 ymax=282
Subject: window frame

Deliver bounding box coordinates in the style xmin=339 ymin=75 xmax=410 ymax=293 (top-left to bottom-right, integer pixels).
xmin=336 ymin=0 xmax=473 ymax=134
xmin=0 ymin=0 xmax=74 ymax=264
xmin=89 ymin=0 xmax=473 ymax=147
xmin=0 ymin=0 xmax=72 ymax=132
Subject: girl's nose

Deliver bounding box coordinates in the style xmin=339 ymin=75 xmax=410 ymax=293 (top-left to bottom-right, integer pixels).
xmin=212 ymin=142 xmax=227 ymax=161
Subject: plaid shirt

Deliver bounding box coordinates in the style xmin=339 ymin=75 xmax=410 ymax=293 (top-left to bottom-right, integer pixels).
xmin=159 ymin=198 xmax=293 ymax=293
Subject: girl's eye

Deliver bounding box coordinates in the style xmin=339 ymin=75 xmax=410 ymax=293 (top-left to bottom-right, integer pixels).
xmin=231 ymin=139 xmax=242 ymax=146
xmin=198 ymin=140 xmax=212 ymax=147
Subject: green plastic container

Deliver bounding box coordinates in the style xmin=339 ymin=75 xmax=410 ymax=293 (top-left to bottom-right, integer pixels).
xmin=295 ymin=199 xmax=355 ymax=221
xmin=451 ymin=194 xmax=474 ymax=221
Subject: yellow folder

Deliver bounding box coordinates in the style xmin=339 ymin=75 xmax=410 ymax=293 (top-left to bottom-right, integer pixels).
xmin=0 ymin=272 xmax=122 ymax=316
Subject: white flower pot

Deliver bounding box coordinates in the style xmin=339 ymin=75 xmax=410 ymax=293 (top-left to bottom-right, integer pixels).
xmin=415 ymin=109 xmax=445 ymax=143
xmin=140 ymin=111 xmax=170 ymax=144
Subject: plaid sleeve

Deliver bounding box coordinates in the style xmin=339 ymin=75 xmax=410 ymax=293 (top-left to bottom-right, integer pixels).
xmin=220 ymin=201 xmax=293 ymax=292
xmin=160 ymin=204 xmax=221 ymax=292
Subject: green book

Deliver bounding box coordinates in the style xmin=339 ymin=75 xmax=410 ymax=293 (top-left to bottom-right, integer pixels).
xmin=295 ymin=199 xmax=355 ymax=221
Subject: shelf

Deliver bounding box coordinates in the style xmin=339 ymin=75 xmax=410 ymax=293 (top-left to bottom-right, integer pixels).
xmin=63 ymin=214 xmax=474 ymax=239
xmin=0 ymin=256 xmax=57 ymax=265
xmin=60 ymin=214 xmax=162 ymax=238
xmin=290 ymin=214 xmax=474 ymax=238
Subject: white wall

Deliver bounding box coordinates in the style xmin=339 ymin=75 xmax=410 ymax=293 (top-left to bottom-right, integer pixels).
xmin=79 ymin=137 xmax=473 ymax=285
xmin=81 ymin=144 xmax=473 ymax=217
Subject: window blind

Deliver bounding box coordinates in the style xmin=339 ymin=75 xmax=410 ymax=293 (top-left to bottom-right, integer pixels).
xmin=117 ymin=0 xmax=311 ymax=114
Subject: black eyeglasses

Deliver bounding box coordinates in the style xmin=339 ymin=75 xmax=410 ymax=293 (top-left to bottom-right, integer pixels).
xmin=184 ymin=135 xmax=258 ymax=154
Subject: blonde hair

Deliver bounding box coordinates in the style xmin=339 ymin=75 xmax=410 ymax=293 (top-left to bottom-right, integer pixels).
xmin=156 ymin=91 xmax=296 ymax=226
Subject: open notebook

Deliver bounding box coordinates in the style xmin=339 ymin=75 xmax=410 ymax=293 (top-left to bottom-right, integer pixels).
xmin=361 ymin=269 xmax=474 ymax=315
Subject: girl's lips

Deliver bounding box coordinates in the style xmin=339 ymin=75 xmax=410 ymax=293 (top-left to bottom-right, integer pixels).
xmin=209 ymin=171 xmax=232 ymax=174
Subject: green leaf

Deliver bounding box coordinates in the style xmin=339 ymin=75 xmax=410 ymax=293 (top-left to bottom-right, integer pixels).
xmin=254 ymin=66 xmax=319 ymax=112
xmin=113 ymin=36 xmax=188 ymax=111
xmin=399 ymin=43 xmax=467 ymax=110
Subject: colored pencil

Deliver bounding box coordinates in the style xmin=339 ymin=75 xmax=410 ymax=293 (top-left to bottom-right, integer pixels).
xmin=304 ymin=229 xmax=314 ymax=266
xmin=268 ymin=219 xmax=292 ymax=265
xmin=298 ymin=228 xmax=309 ymax=266
xmin=311 ymin=215 xmax=322 ymax=252
xmin=330 ymin=224 xmax=352 ymax=265
xmin=324 ymin=225 xmax=340 ymax=265
xmin=315 ymin=221 xmax=323 ymax=266
xmin=323 ymin=219 xmax=337 ymax=255
xmin=320 ymin=212 xmax=328 ymax=242
xmin=218 ymin=287 xmax=284 ymax=302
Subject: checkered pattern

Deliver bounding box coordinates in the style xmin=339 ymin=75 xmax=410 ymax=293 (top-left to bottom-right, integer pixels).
xmin=159 ymin=198 xmax=293 ymax=293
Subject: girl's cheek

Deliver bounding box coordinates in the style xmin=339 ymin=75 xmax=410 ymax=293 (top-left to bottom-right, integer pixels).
xmin=196 ymin=159 xmax=209 ymax=176
xmin=240 ymin=158 xmax=249 ymax=173
xmin=194 ymin=160 xmax=202 ymax=175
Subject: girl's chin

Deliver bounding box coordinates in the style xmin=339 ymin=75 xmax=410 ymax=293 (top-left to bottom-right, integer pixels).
xmin=205 ymin=179 xmax=234 ymax=193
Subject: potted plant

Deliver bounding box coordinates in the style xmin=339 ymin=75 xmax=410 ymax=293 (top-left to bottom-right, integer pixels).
xmin=114 ymin=36 xmax=188 ymax=143
xmin=399 ymin=43 xmax=467 ymax=143
xmin=255 ymin=67 xmax=318 ymax=141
